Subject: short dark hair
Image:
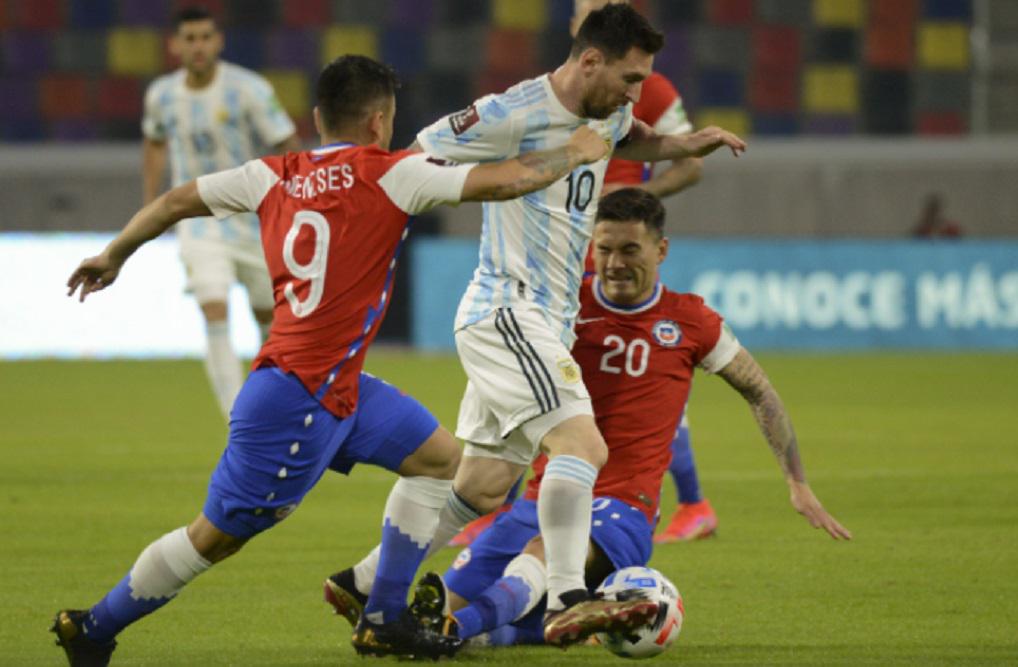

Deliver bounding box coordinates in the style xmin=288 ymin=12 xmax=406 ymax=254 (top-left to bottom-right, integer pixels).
xmin=570 ymin=4 xmax=664 ymax=61
xmin=316 ymin=55 xmax=400 ymax=133
xmin=596 ymin=188 xmax=666 ymax=238
xmin=174 ymin=6 xmax=215 ymax=29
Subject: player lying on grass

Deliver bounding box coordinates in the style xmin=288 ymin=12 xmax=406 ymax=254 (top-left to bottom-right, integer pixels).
xmin=54 ymin=55 xmax=610 ymax=665
xmin=325 ymin=188 xmax=852 ymax=648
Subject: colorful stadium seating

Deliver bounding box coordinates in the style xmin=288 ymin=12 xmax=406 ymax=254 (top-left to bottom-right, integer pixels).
xmin=0 ymin=0 xmax=980 ymax=140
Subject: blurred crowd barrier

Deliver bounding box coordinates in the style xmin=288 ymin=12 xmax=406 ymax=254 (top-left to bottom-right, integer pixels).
xmin=3 ymin=138 xmax=1015 ymax=237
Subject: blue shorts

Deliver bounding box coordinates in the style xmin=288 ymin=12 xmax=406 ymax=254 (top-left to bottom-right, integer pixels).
xmin=203 ymin=368 xmax=439 ymax=539
xmin=444 ymin=496 xmax=653 ymax=603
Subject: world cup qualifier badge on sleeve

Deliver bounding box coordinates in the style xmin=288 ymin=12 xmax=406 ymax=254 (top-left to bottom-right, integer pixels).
xmin=652 ymin=320 xmax=682 ymax=347
xmin=449 ymin=105 xmax=480 ymax=135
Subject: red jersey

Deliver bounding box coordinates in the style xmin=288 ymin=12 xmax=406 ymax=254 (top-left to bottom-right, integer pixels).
xmin=585 ymin=72 xmax=692 ymax=273
xmin=604 ymin=72 xmax=690 ymax=186
xmin=196 ymin=144 xmax=473 ymax=417
xmin=524 ymin=277 xmax=740 ymax=522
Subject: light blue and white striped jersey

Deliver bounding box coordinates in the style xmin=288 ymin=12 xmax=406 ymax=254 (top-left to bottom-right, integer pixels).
xmin=417 ymin=74 xmax=633 ymax=347
xmin=142 ymin=61 xmax=295 ymax=245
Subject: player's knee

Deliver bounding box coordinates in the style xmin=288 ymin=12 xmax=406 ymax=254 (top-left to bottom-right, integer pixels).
xmin=521 ymin=535 xmax=545 ymax=562
xmin=454 ymin=484 xmax=507 ymax=515
xmin=398 ymin=427 xmax=461 ymax=480
xmin=187 ymin=515 xmax=247 ymax=564
xmin=541 ymin=416 xmax=608 ymax=469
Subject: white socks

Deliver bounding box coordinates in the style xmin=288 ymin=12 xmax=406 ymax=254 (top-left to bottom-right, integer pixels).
xmin=503 ymin=553 xmax=547 ymax=621
xmin=382 ymin=476 xmax=452 ymax=549
xmin=203 ymin=320 xmax=243 ymax=419
xmin=353 ymin=545 xmax=381 ymax=597
xmin=537 ymin=455 xmax=598 ymax=610
xmin=127 ymin=527 xmax=211 ymax=601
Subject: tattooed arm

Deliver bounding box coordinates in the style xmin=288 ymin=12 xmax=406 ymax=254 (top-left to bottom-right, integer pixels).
xmin=460 ymin=125 xmax=608 ymax=202
xmin=718 ymin=349 xmax=853 ymax=540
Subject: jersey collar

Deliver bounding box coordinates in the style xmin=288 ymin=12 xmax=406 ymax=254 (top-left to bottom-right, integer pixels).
xmin=592 ymin=276 xmax=662 ymax=314
xmin=311 ymin=141 xmax=357 ymax=155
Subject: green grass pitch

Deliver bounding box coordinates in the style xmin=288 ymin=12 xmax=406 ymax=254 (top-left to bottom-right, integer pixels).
xmin=2 ymin=352 xmax=1016 ymax=665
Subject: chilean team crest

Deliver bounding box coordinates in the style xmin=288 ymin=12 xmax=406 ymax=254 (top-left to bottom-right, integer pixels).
xmin=652 ymin=320 xmax=682 ymax=347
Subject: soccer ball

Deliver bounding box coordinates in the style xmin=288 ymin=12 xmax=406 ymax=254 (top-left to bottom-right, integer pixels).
xmin=595 ymin=566 xmax=684 ymax=659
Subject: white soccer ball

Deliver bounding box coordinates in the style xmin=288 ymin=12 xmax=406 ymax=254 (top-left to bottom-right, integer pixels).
xmin=595 ymin=566 xmax=684 ymax=659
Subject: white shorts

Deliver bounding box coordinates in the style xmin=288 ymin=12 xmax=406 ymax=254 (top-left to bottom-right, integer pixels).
xmin=179 ymin=237 xmax=274 ymax=310
xmin=454 ymin=307 xmax=593 ymax=466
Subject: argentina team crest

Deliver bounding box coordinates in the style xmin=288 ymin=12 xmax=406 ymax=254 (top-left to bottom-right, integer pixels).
xmin=652 ymin=320 xmax=682 ymax=347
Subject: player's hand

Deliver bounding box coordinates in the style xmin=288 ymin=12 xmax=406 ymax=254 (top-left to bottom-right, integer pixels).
xmin=569 ymin=125 xmax=610 ymax=165
xmin=67 ymin=252 xmax=122 ymax=302
xmin=680 ymin=125 xmax=746 ymax=158
xmin=789 ymin=480 xmax=853 ymax=540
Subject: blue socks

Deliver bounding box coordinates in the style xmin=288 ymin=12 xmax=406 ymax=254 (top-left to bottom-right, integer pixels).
xmin=454 ymin=575 xmax=533 ymax=639
xmin=668 ymin=423 xmax=702 ymax=504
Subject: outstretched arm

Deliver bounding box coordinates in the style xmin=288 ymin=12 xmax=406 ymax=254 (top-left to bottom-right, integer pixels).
xmin=613 ymin=119 xmax=746 ymax=162
xmin=717 ymin=349 xmax=852 ymax=540
xmin=67 ymin=181 xmax=210 ymax=301
xmin=460 ymin=125 xmax=609 ymax=202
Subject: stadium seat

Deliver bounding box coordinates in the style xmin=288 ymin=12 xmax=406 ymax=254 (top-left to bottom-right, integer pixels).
xmin=695 ymin=108 xmax=750 ymax=138
xmin=107 ymin=28 xmax=163 ymax=76
xmin=546 ymin=0 xmax=574 ymax=29
xmin=915 ymin=71 xmax=970 ymax=111
xmin=2 ymin=32 xmax=51 ymax=74
xmin=0 ymin=77 xmax=38 ymax=121
xmin=988 ymin=75 xmax=1018 ymax=131
xmin=321 ymin=26 xmax=379 ymax=65
xmin=813 ymin=0 xmax=864 ymax=28
xmin=755 ymin=0 xmax=811 ymax=26
xmin=658 ymin=0 xmax=701 ymax=24
xmin=862 ymin=69 xmax=912 ymax=134
xmin=655 ymin=28 xmax=695 ymax=85
xmin=538 ymin=25 xmax=573 ymax=71
xmin=0 ymin=2 xmax=7 ymax=31
xmin=485 ymin=29 xmax=538 ymax=77
xmin=493 ymin=0 xmax=547 ymax=31
xmin=170 ymin=0 xmax=226 ymax=21
xmin=752 ymin=25 xmax=801 ymax=71
xmin=267 ymin=28 xmax=319 ymax=71
xmin=96 ymin=77 xmax=143 ymax=120
xmin=389 ymin=0 xmax=435 ymax=29
xmin=870 ymin=0 xmax=919 ymax=27
xmin=332 ymin=0 xmax=390 ymax=24
xmin=226 ymin=0 xmax=279 ymax=27
xmin=707 ymin=0 xmax=754 ymax=25
xmin=752 ymin=113 xmax=799 ymax=135
xmin=698 ymin=69 xmax=744 ymax=107
xmin=916 ymin=111 xmax=966 ymax=135
xmin=802 ymin=114 xmax=856 ymax=135
xmin=40 ymin=74 xmax=90 ymax=120
xmin=923 ymin=0 xmax=972 ymax=21
xmin=69 ymin=0 xmax=115 ymax=29
xmin=262 ymin=70 xmax=310 ymax=120
xmin=11 ymin=0 xmax=63 ymax=29
xmin=382 ymin=28 xmax=426 ymax=76
xmin=692 ymin=25 xmax=750 ymax=70
xmin=436 ymin=0 xmax=490 ymax=25
xmin=987 ymin=0 xmax=1018 ymax=31
xmin=749 ymin=67 xmax=798 ymax=113
xmin=282 ymin=0 xmax=330 ymax=28
xmin=119 ymin=0 xmax=170 ymax=26
xmin=3 ymin=118 xmax=46 ymax=141
xmin=813 ymin=28 xmax=859 ymax=63
xmin=865 ymin=23 xmax=914 ymax=69
xmin=52 ymin=119 xmax=99 ymax=141
xmin=918 ymin=22 xmax=970 ymax=70
xmin=427 ymin=26 xmax=487 ymax=73
xmin=103 ymin=118 xmax=142 ymax=140
xmin=221 ymin=29 xmax=264 ymax=70
xmin=803 ymin=65 xmax=859 ymax=114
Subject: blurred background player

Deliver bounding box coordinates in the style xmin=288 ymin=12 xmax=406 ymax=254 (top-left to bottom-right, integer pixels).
xmin=326 ymin=4 xmax=745 ymax=648
xmin=142 ymin=6 xmax=301 ymax=419
xmin=53 ymin=55 xmax=611 ymax=665
xmin=407 ymin=188 xmax=852 ymax=647
xmin=451 ymin=0 xmax=716 ymax=548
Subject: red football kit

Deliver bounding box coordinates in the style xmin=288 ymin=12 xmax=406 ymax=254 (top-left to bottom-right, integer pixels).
xmin=196 ymin=143 xmax=473 ymax=417
xmin=524 ymin=277 xmax=740 ymax=522
xmin=584 ymin=72 xmax=692 ymax=273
